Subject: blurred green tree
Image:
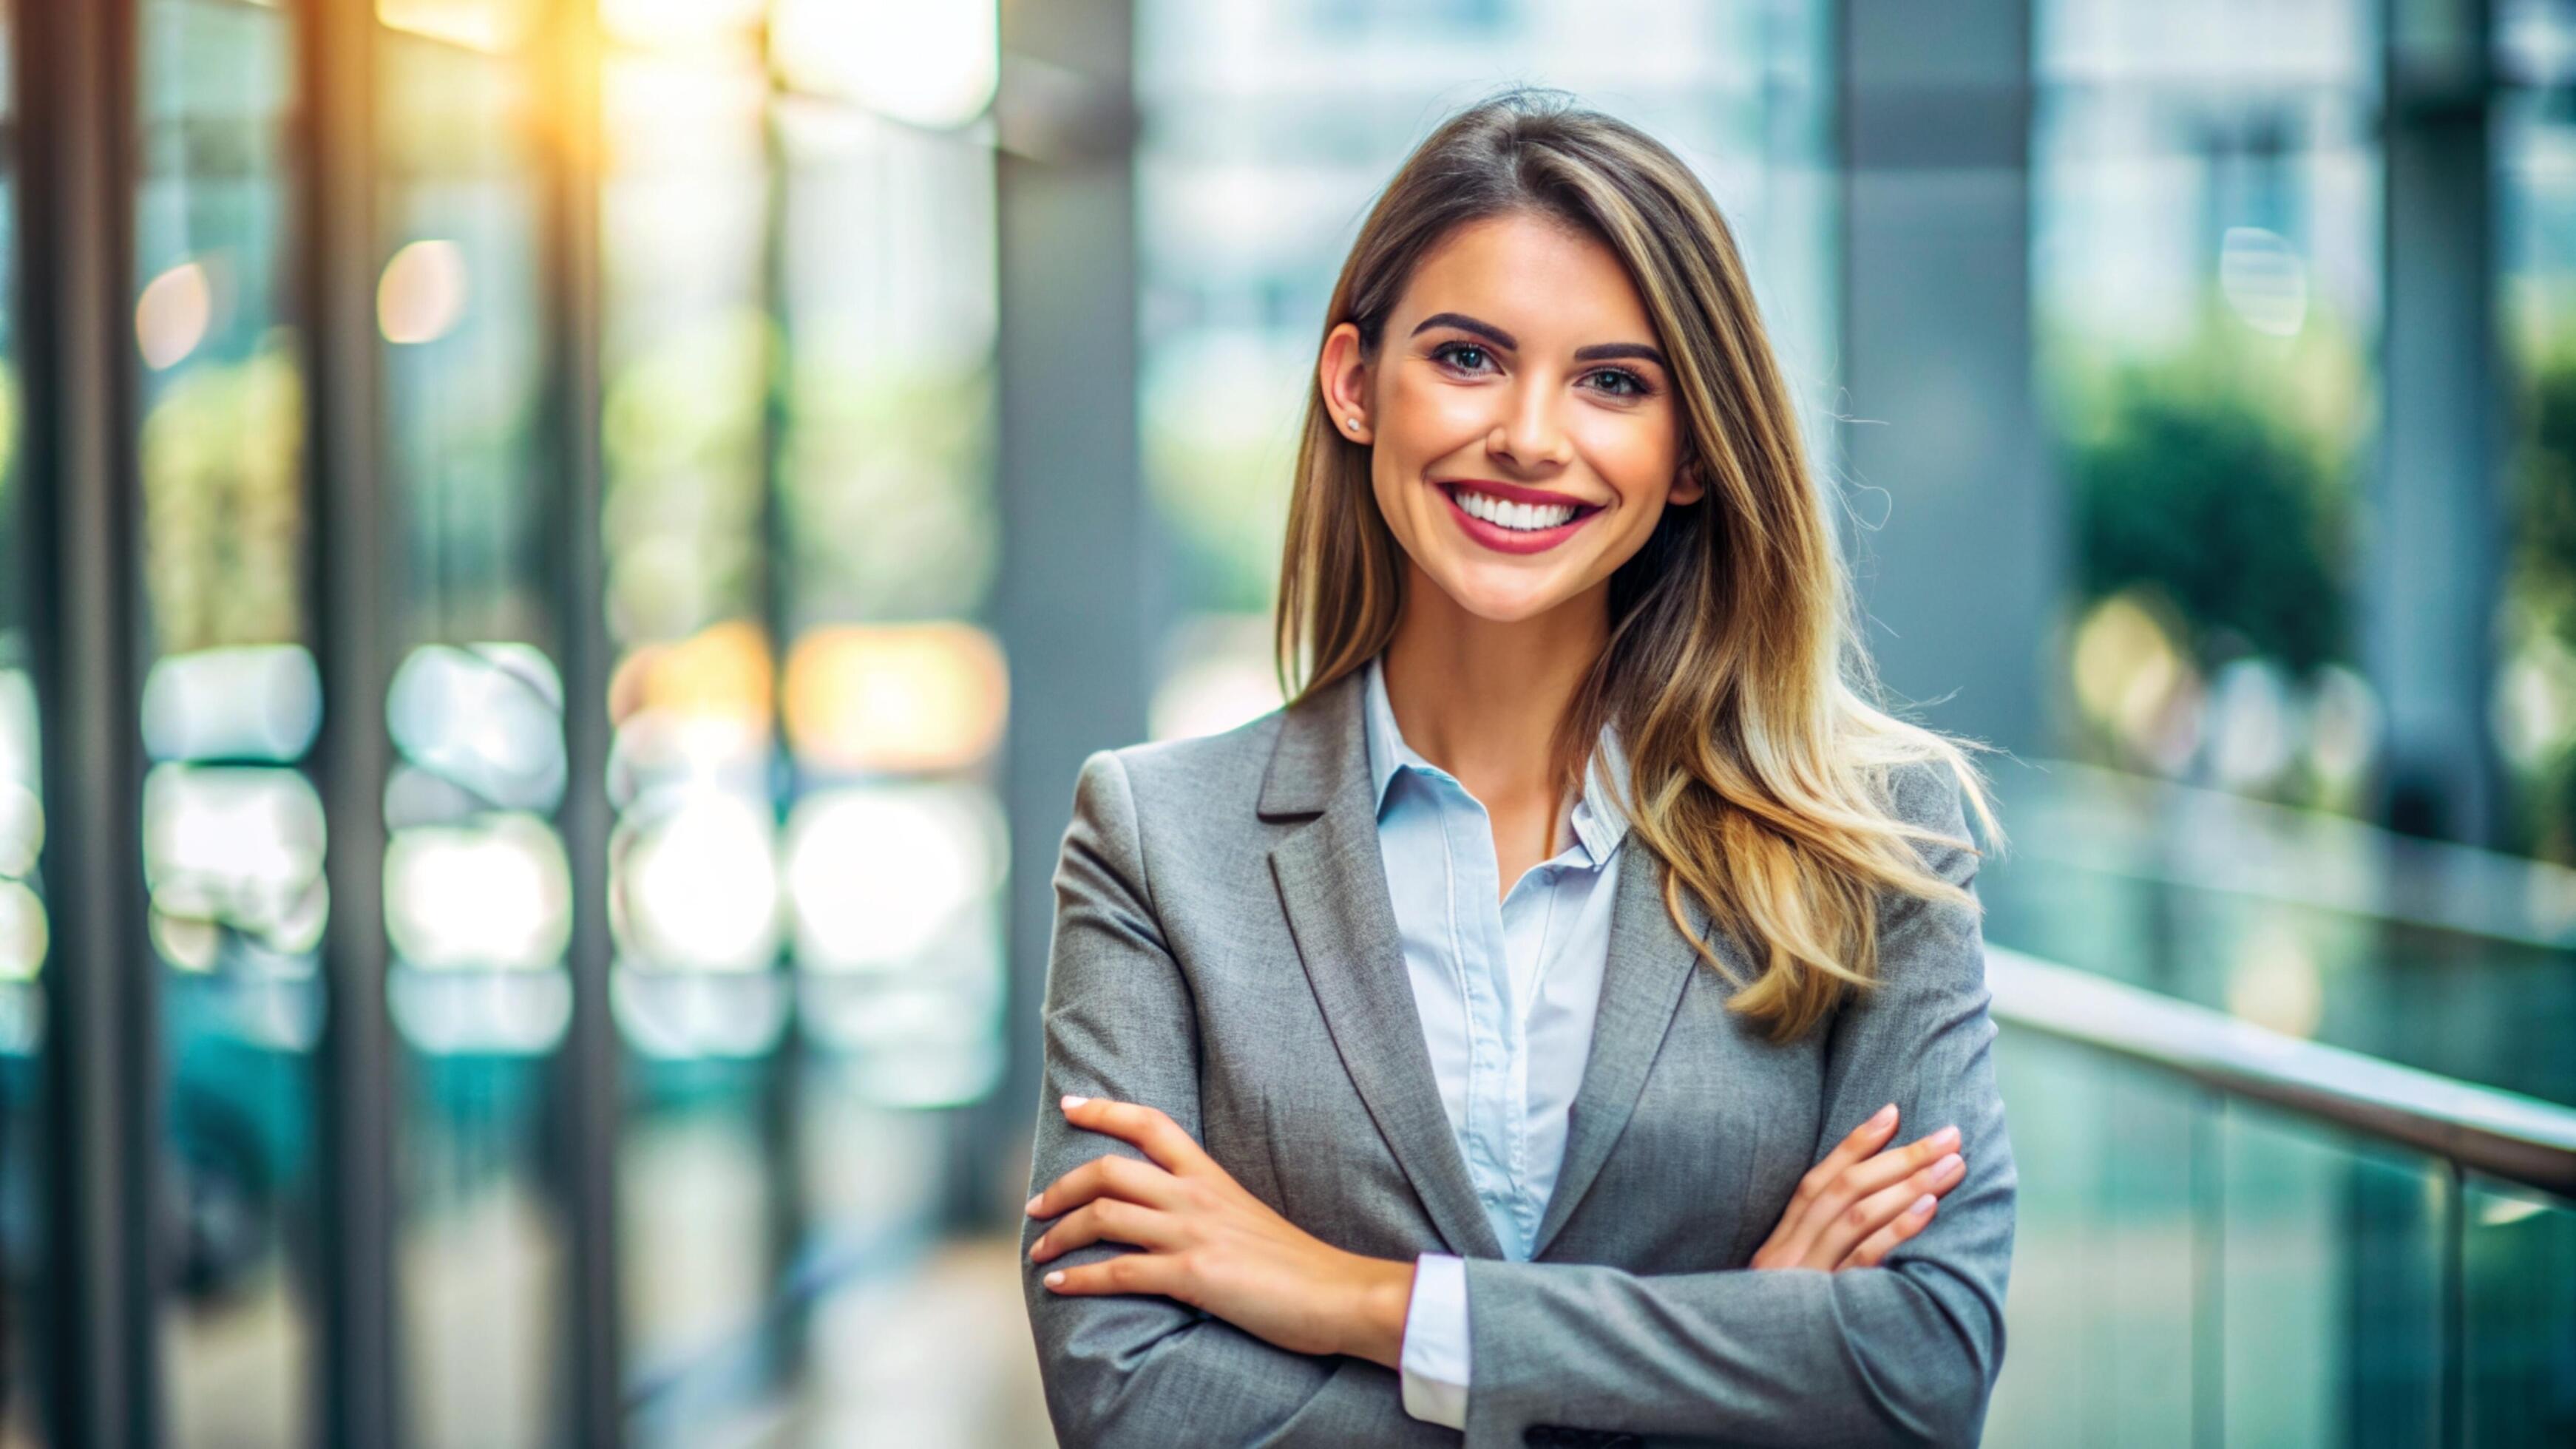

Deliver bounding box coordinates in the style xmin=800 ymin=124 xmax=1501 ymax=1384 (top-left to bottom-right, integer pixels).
xmin=2506 ymin=345 xmax=2576 ymax=862
xmin=2058 ymin=319 xmax=2358 ymax=677
xmin=2513 ymin=350 xmax=2576 ymax=648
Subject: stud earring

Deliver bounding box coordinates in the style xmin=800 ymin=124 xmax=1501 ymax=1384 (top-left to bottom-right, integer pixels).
xmin=1345 ymin=418 xmax=1360 ymax=432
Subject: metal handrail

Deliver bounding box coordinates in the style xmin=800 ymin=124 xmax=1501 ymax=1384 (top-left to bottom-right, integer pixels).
xmin=1985 ymin=946 xmax=2576 ymax=1201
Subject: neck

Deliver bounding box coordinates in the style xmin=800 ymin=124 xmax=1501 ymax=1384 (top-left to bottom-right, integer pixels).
xmin=1379 ymin=560 xmax=1609 ymax=801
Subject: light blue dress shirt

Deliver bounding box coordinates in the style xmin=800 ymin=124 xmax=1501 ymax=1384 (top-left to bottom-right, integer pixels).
xmin=1359 ymin=652 xmax=1634 ymax=1430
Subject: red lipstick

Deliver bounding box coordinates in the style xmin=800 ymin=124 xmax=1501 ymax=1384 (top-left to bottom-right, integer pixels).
xmin=1433 ymin=480 xmax=1604 ymax=557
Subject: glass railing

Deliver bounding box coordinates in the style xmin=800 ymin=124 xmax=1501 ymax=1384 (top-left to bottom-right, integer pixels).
xmin=1984 ymin=946 xmax=2576 ymax=1447
xmin=1978 ymin=761 xmax=2576 ymax=1111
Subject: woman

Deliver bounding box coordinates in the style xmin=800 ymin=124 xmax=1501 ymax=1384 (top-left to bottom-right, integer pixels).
xmin=1020 ymin=88 xmax=2015 ymax=1448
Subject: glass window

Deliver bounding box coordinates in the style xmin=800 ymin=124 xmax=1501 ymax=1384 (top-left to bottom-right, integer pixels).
xmin=600 ymin=4 xmax=1009 ymax=1436
xmin=770 ymin=99 xmax=1007 ymax=1105
xmin=132 ymin=0 xmax=319 ymax=1441
xmin=767 ymin=4 xmax=1013 ymax=1382
xmin=594 ymin=4 xmax=790 ymax=1432
xmin=2033 ymin=0 xmax=2384 ymax=807
xmin=372 ymin=4 xmax=569 ymax=1445
xmin=2497 ymin=1 xmax=2576 ymax=867
xmin=0 ymin=7 xmax=46 ymax=1445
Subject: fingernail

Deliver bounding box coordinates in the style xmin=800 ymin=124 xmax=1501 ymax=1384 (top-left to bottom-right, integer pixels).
xmin=1871 ymin=1103 xmax=1896 ymax=1127
xmin=1910 ymin=1193 xmax=1936 ymax=1217
xmin=1043 ymin=1270 xmax=1065 ymax=1287
xmin=1931 ymin=1124 xmax=1960 ymax=1151
xmin=1061 ymin=1094 xmax=1088 ymax=1111
xmin=1934 ymin=1152 xmax=1963 ymax=1178
xmin=1024 ymin=1195 xmax=1043 ymax=1215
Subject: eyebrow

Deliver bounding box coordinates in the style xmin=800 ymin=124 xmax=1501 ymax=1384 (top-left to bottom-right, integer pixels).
xmin=1411 ymin=311 xmax=1517 ymax=348
xmin=1409 ymin=311 xmax=1669 ymax=371
xmin=1573 ymin=341 xmax=1670 ymax=370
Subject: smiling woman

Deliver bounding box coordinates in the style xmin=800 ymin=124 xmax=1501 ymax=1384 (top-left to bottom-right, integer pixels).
xmin=1023 ymin=86 xmax=2016 ymax=1449
xmin=1332 ymin=222 xmax=1696 ymax=597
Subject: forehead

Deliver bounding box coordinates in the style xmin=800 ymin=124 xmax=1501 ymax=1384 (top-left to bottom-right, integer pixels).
xmin=1392 ymin=211 xmax=1655 ymax=342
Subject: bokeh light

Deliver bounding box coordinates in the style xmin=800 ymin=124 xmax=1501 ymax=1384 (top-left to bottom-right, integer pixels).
xmin=377 ymin=239 xmax=471 ymax=346
xmin=136 ymin=259 xmax=214 ymax=370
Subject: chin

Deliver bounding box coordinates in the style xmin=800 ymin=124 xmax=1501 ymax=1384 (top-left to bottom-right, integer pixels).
xmin=1431 ymin=567 xmax=1579 ymax=623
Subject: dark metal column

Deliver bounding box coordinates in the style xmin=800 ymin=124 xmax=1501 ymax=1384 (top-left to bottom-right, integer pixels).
xmin=753 ymin=82 xmax=810 ymax=1397
xmin=981 ymin=0 xmax=1149 ymax=1227
xmin=2370 ymin=0 xmax=2507 ymax=846
xmin=537 ymin=3 xmax=623 ymax=1444
xmin=16 ymin=0 xmax=156 ymax=1442
xmin=1837 ymin=0 xmax=2057 ymax=764
xmin=294 ymin=0 xmax=401 ymax=1443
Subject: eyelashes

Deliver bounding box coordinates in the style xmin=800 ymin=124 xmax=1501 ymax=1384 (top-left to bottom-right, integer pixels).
xmin=1428 ymin=340 xmax=1497 ymax=375
xmin=1426 ymin=339 xmax=1656 ymax=399
xmin=1585 ymin=367 xmax=1653 ymax=398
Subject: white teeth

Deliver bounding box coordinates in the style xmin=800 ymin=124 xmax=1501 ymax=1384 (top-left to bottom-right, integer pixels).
xmin=1454 ymin=489 xmax=1578 ymax=532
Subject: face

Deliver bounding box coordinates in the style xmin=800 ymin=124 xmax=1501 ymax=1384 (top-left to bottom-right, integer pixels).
xmin=1318 ymin=210 xmax=1700 ymax=626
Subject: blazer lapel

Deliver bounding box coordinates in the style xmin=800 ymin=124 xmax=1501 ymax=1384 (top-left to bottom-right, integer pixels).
xmin=1528 ymin=821 xmax=1726 ymax=1260
xmin=1261 ymin=671 xmax=1506 ymax=1263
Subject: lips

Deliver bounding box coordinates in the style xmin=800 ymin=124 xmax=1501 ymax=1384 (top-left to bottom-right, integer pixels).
xmin=1435 ymin=481 xmax=1603 ymax=556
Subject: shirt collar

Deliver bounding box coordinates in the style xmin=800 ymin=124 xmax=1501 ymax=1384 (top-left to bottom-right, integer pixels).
xmin=1360 ymin=651 xmax=1633 ymax=868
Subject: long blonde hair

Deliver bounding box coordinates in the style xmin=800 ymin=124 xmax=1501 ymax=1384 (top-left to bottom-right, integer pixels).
xmin=1274 ymin=87 xmax=2004 ymax=1045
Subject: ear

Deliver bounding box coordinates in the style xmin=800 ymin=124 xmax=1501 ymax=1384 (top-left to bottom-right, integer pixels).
xmin=1669 ymin=458 xmax=1706 ymax=506
xmin=1317 ymin=322 xmax=1373 ymax=444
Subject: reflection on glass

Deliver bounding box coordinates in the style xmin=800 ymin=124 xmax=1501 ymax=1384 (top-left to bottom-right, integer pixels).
xmin=781 ymin=621 xmax=1007 ymax=774
xmin=135 ymin=0 xmax=316 ymax=1439
xmin=2499 ymin=86 xmax=2576 ymax=867
xmin=2035 ymin=0 xmax=2383 ymax=812
xmin=2499 ymin=0 xmax=2576 ymax=89
xmin=0 ymin=9 xmax=43 ymax=1441
xmin=617 ymin=790 xmax=782 ymax=974
xmin=2223 ymin=1111 xmax=2441 ymax=1444
xmin=1988 ymin=1033 xmax=2569 ymax=1443
xmin=1979 ymin=761 xmax=2576 ymax=1110
xmin=1133 ymin=0 xmax=1838 ymax=737
xmin=591 ymin=16 xmax=1023 ymax=1433
xmin=1992 ymin=1039 xmax=2202 ymax=1445
xmin=773 ymin=89 xmax=1006 ymax=1107
xmin=790 ymin=781 xmax=1006 ymax=1106
xmin=604 ymin=7 xmax=1011 ymax=1424
xmin=377 ymin=0 xmax=534 ymax=55
xmin=377 ymin=239 xmax=473 ymax=346
xmin=597 ymin=7 xmax=790 ymax=1428
xmin=2464 ymin=1175 xmax=2576 ymax=1442
xmin=376 ymin=7 xmax=566 ymax=1445
xmin=770 ymin=0 xmax=999 ymax=128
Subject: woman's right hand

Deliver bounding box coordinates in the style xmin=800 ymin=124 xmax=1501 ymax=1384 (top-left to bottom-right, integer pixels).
xmin=1747 ymin=1103 xmax=1965 ymax=1272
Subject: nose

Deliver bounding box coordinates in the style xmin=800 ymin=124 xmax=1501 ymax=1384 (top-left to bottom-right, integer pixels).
xmin=1485 ymin=376 xmax=1572 ymax=474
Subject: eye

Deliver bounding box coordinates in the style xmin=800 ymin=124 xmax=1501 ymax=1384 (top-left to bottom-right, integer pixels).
xmin=1430 ymin=340 xmax=1497 ymax=374
xmin=1583 ymin=367 xmax=1653 ymax=398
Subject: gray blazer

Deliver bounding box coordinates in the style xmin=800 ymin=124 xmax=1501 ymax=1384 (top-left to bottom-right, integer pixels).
xmin=1020 ymin=665 xmax=2016 ymax=1448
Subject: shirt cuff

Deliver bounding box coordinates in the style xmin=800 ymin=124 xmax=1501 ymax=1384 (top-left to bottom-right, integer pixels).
xmin=1398 ymin=1251 xmax=1471 ymax=1429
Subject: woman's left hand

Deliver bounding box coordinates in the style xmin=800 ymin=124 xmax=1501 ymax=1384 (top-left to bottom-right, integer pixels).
xmin=1028 ymin=1093 xmax=1415 ymax=1368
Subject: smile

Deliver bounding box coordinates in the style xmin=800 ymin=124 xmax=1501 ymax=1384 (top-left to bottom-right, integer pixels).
xmin=1434 ymin=481 xmax=1604 ymax=555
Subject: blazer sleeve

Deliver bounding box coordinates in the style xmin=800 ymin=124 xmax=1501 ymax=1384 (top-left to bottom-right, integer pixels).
xmin=1021 ymin=748 xmax=1462 ymax=1448
xmin=1455 ymin=758 xmax=2019 ymax=1449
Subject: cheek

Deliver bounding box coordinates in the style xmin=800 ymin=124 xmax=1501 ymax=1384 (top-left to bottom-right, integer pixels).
xmin=1581 ymin=415 xmax=1686 ymax=507
xmin=1370 ymin=378 xmax=1479 ymax=533
xmin=1382 ymin=369 xmax=1493 ymax=452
